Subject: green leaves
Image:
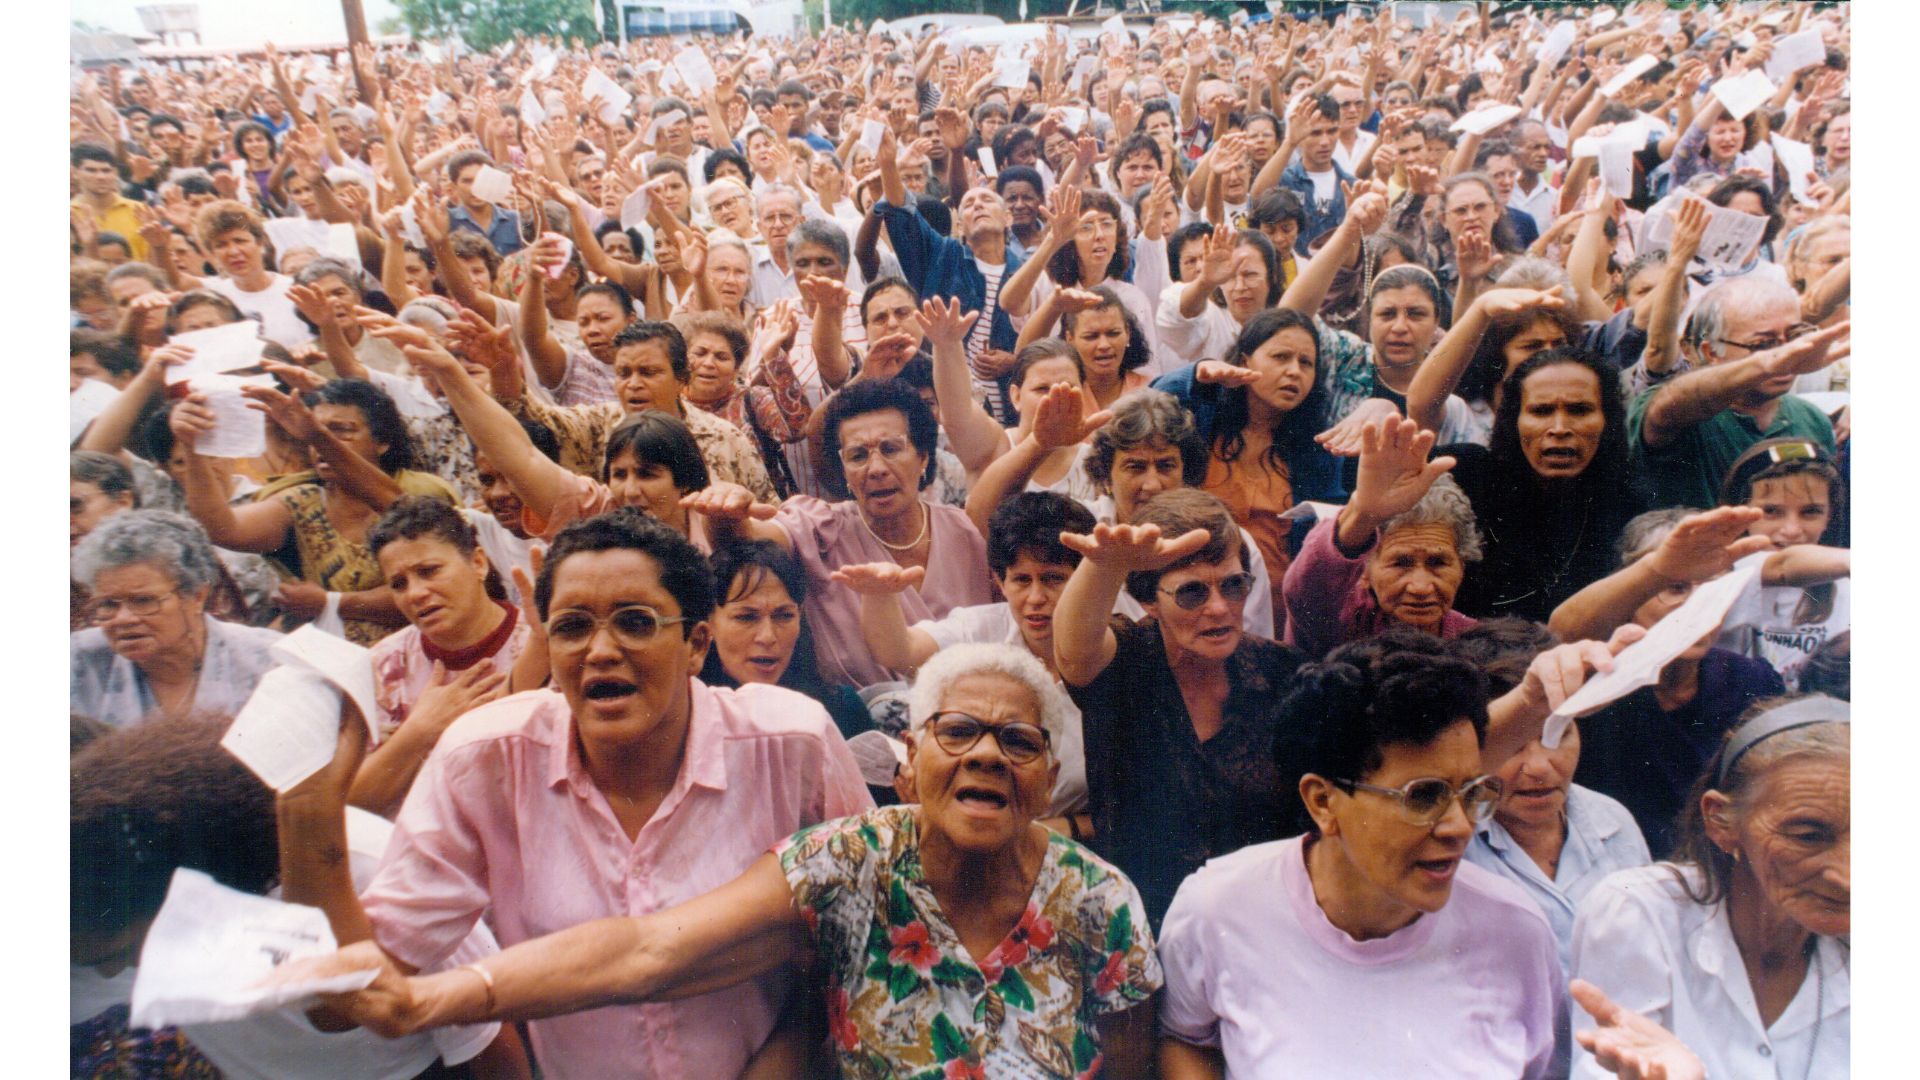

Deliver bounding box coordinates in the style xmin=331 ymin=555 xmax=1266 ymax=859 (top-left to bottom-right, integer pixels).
xmin=1104 ymin=903 xmax=1133 ymax=954
xmin=392 ymin=0 xmax=602 ymax=53
xmin=930 ymin=1013 xmax=969 ymax=1061
xmin=997 ymin=966 xmax=1036 ymax=1011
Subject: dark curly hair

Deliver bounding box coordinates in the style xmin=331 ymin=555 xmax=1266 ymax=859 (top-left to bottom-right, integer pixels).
xmin=1275 ymin=629 xmax=1491 ymax=834
xmin=303 ymin=378 xmax=416 ymax=473
xmin=535 ymin=506 xmax=715 ymax=630
xmin=1061 ymin=286 xmax=1153 ymax=377
xmin=819 ymin=378 xmax=940 ymax=499
xmin=1044 ymin=188 xmax=1130 ymax=287
xmin=72 ymin=714 xmax=280 ymax=943
xmin=987 ymin=491 xmax=1094 ymax=576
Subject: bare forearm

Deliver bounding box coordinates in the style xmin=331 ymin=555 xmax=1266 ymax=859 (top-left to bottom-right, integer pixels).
xmin=276 ymin=797 xmax=375 ymax=945
xmin=1642 ymin=259 xmax=1690 ymax=377
xmin=77 ymin=371 xmax=163 ymax=455
xmin=1640 ymin=362 xmax=1753 ymax=448
xmin=1763 ymin=545 xmax=1849 ymax=587
xmin=347 ymin=721 xmax=446 ymax=819
xmin=1407 ymin=303 xmax=1486 ymax=433
xmin=1548 ymin=559 xmax=1668 ymax=643
xmin=859 ymin=593 xmax=932 ymax=674
xmin=335 ymin=586 xmax=408 ymax=626
xmin=309 ymin=429 xmax=403 ymax=510
xmin=1054 ymin=562 xmax=1124 ymax=686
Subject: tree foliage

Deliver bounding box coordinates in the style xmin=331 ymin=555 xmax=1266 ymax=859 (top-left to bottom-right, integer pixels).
xmin=392 ymin=0 xmax=603 ymax=52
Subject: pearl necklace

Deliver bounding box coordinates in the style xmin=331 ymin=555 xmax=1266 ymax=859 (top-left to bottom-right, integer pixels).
xmin=859 ymin=500 xmax=929 ymax=553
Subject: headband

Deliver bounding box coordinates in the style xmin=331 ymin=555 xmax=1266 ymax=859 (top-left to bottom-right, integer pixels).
xmin=1717 ymin=695 xmax=1850 ymax=787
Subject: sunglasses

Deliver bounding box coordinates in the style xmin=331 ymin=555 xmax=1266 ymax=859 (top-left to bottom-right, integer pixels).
xmin=1332 ymin=775 xmax=1504 ymax=828
xmin=1158 ymin=571 xmax=1255 ymax=611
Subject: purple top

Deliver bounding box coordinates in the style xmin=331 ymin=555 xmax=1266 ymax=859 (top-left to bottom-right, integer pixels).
xmin=1281 ymin=517 xmax=1478 ymax=658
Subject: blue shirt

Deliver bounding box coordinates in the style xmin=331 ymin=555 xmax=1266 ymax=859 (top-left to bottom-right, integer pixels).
xmin=1465 ymin=784 xmax=1651 ymax=976
xmin=1276 ymin=159 xmax=1355 ymax=255
xmin=448 ymin=203 xmax=526 ymax=258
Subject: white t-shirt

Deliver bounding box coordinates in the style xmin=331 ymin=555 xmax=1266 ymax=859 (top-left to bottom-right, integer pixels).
xmin=206 ymin=273 xmax=315 ymax=350
xmin=911 ymin=602 xmax=1087 ymax=819
xmin=1716 ymin=551 xmax=1850 ymax=691
xmin=70 ymin=809 xmax=501 ymax=1080
xmin=1304 ymin=166 xmax=1340 ymax=203
xmin=463 ymin=507 xmax=541 ymax=609
xmin=1332 ymin=130 xmax=1376 ymax=177
xmin=1159 ymin=835 xmax=1565 ymax=1079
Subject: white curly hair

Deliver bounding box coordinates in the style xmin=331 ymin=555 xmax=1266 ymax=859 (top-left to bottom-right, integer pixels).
xmin=907 ymin=643 xmax=1073 ymax=752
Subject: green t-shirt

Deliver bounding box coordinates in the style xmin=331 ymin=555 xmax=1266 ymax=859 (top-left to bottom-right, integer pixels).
xmin=1628 ymin=389 xmax=1836 ymax=509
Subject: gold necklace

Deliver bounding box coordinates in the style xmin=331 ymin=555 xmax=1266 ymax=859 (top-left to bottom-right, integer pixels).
xmin=859 ymin=500 xmax=929 ymax=553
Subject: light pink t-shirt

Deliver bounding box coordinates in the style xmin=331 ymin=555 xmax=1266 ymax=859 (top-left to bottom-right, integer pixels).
xmin=1158 ymin=835 xmax=1566 ymax=1079
xmin=361 ymin=682 xmax=874 ymax=1080
xmin=368 ymin=616 xmax=531 ymax=735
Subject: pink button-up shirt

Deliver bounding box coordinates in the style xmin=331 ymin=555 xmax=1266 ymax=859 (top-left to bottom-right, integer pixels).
xmin=361 ymin=681 xmax=874 ymax=1080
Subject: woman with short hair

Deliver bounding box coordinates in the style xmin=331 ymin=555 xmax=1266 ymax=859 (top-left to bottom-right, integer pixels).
xmin=1570 ymin=696 xmax=1849 ymax=1079
xmin=1157 ymin=632 xmax=1565 ymax=1078
xmin=285 ymin=643 xmax=1161 ymax=1080
xmin=71 ymin=510 xmax=284 ymax=727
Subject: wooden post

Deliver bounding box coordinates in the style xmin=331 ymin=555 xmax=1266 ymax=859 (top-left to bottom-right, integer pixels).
xmin=341 ymin=0 xmax=371 ymax=102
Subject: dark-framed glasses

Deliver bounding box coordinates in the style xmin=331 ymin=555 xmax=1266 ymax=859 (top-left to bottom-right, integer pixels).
xmin=89 ymin=590 xmax=179 ymax=623
xmin=1720 ymin=323 xmax=1818 ymax=353
xmin=545 ymin=605 xmax=686 ymax=649
xmin=1332 ymin=774 xmax=1504 ymax=828
xmin=926 ymin=711 xmax=1052 ymax=764
xmin=1158 ymin=571 xmax=1255 ymax=611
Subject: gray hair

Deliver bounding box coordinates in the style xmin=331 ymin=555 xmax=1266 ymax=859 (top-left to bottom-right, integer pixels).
xmin=907 ymin=643 xmax=1073 ymax=751
xmin=787 ymin=217 xmax=850 ymax=268
xmin=1682 ymin=276 xmax=1800 ymax=353
xmin=398 ymin=296 xmax=459 ymax=337
xmin=1616 ymin=507 xmax=1693 ymax=566
xmin=72 ymin=451 xmax=138 ymax=504
xmin=1381 ymin=475 xmax=1483 ymax=562
xmin=106 ymin=262 xmax=170 ymax=292
xmin=705 ymin=228 xmax=753 ymax=264
xmin=1495 ymin=256 xmax=1572 ymax=293
xmin=324 ymin=167 xmax=368 ymax=192
xmin=293 ymin=256 xmax=364 ymax=295
xmin=757 ymin=182 xmax=804 ymax=214
xmin=1086 ymin=389 xmax=1205 ymax=496
xmin=71 ymin=510 xmax=221 ymax=593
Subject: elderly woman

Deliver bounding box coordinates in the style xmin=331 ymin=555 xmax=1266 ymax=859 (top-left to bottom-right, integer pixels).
xmin=272 ymin=507 xmax=871 ymax=1079
xmin=1570 ymin=696 xmax=1849 ymax=1079
xmin=71 ymin=715 xmax=523 ymax=1079
xmin=291 ymin=644 xmax=1162 ymax=1079
xmin=1054 ymin=488 xmax=1308 ymax=927
xmin=1452 ymin=618 xmax=1651 ymax=973
xmin=1157 ymin=633 xmax=1564 ymax=1078
xmin=691 ymin=377 xmax=995 ymax=688
xmin=1427 ymin=349 xmax=1651 ymax=622
xmin=674 ymin=228 xmax=758 ymax=324
xmin=1282 ymin=417 xmax=1481 ymax=658
xmin=71 ymin=511 xmax=283 ymax=727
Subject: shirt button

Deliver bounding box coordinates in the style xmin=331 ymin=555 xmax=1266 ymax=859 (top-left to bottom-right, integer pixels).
xmin=1759 ymin=1044 xmax=1772 ymax=1057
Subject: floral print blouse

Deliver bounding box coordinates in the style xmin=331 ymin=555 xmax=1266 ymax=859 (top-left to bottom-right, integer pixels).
xmin=777 ymin=804 xmax=1162 ymax=1080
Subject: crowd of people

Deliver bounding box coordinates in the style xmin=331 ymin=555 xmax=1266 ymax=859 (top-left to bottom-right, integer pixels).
xmin=70 ymin=1 xmax=1852 ymax=1076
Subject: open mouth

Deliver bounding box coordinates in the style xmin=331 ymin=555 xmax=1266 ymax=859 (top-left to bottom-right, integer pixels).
xmin=583 ymin=677 xmax=639 ymax=701
xmin=954 ymin=785 xmax=1009 ymax=812
xmin=1538 ymin=447 xmax=1583 ymax=465
xmin=1197 ymin=625 xmax=1235 ymax=641
xmin=745 ymin=655 xmax=783 ymax=676
xmin=1022 ymin=614 xmax=1052 ymax=632
xmin=1414 ymin=857 xmax=1459 ymax=881
xmin=414 ymin=604 xmax=445 ymax=623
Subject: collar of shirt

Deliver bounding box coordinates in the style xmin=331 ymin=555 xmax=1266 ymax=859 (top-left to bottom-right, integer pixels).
xmin=1690 ymin=890 xmax=1849 ymax=1040
xmin=545 ymin=678 xmax=731 ymax=796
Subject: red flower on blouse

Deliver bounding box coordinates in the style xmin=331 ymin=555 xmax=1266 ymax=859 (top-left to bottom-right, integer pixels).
xmin=1002 ymin=903 xmax=1057 ymax=966
xmin=888 ymin=920 xmax=938 ymax=973
xmin=826 ymin=983 xmax=859 ymax=1051
xmin=943 ymin=1057 xmax=988 ymax=1080
xmin=1094 ymin=949 xmax=1130 ymax=998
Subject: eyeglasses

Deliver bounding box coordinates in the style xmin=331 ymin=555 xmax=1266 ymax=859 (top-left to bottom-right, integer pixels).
xmin=1331 ymin=775 xmax=1504 ymax=828
xmin=545 ymin=605 xmax=687 ymax=649
xmin=89 ymin=590 xmax=179 ymax=623
xmin=926 ymin=712 xmax=1052 ymax=764
xmin=838 ymin=438 xmax=919 ymax=469
xmin=1719 ymin=323 xmax=1818 ymax=353
xmin=1158 ymin=571 xmax=1255 ymax=611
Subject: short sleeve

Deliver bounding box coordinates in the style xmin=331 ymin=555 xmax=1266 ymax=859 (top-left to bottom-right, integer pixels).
xmin=775 ymin=812 xmax=887 ymax=973
xmin=1081 ymin=859 xmax=1163 ymax=1015
xmin=1154 ymin=874 xmax=1220 ymax=1047
xmin=360 ymin=748 xmax=498 ymax=971
xmin=913 ymin=604 xmax=1010 ymax=651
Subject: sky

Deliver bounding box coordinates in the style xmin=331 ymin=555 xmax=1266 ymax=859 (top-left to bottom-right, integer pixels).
xmin=71 ymin=0 xmax=407 ymax=50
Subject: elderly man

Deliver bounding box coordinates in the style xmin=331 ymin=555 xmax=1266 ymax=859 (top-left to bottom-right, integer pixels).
xmin=747 ymin=183 xmax=807 ymax=307
xmin=1629 ymin=278 xmax=1849 ymax=508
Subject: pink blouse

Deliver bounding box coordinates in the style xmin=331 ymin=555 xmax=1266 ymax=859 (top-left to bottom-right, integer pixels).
xmin=772 ymin=496 xmax=993 ymax=687
xmin=361 ymin=682 xmax=873 ymax=1080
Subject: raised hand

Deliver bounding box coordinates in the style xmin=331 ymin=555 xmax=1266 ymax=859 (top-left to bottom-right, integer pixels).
xmin=168 ymin=390 xmax=217 ymax=451
xmin=680 ymin=481 xmax=779 ymax=523
xmin=1455 ymin=224 xmax=1495 ymax=282
xmin=241 ymin=383 xmax=322 ymax=444
xmin=1341 ymin=415 xmax=1456 ymax=541
xmin=287 ymin=282 xmax=338 ymax=329
xmin=1644 ymin=506 xmax=1772 ymax=585
xmin=1752 ymin=320 xmax=1851 ymax=382
xmin=829 ymin=562 xmax=927 ymax=595
xmin=1342 ymin=185 xmax=1390 ymax=236
xmin=1053 ymin=287 xmax=1105 ymax=316
xmin=1195 ymin=360 xmax=1262 ymax=387
xmin=863 ymin=333 xmax=920 ymax=382
xmin=1506 ymin=623 xmax=1648 ymax=724
xmin=1407 ymin=163 xmax=1442 ymax=197
xmin=1199 ymin=223 xmax=1237 ymax=288
xmin=1570 ymin=979 xmax=1707 ymax=1080
xmin=1042 ymin=182 xmax=1085 ymax=249
xmin=1667 ymin=196 xmax=1711 ymax=266
xmin=1314 ymin=397 xmax=1401 ymax=457
xmin=1058 ymin=521 xmax=1214 ymax=574
xmin=1476 ymin=285 xmax=1569 ymax=321
xmin=796 ymin=273 xmax=850 ymax=321
xmin=913 ymin=295 xmax=981 ymax=349
xmin=677 ymin=230 xmax=708 ymax=279
xmin=752 ymin=298 xmax=801 ymax=357
xmin=1030 ymin=383 xmax=1113 ymax=450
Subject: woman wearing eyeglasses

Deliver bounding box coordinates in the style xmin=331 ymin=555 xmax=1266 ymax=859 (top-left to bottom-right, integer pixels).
xmin=274 ymin=507 xmax=872 ymax=1079
xmin=71 ymin=510 xmax=284 ymax=728
xmin=1053 ymin=488 xmax=1309 ymax=929
xmin=1281 ymin=416 xmax=1481 ymax=659
xmin=284 ymin=643 xmax=1163 ymax=1080
xmin=1157 ymin=632 xmax=1565 ymax=1079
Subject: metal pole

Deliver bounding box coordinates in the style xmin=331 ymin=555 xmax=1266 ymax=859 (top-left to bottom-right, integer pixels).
xmin=341 ymin=0 xmax=371 ymax=101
